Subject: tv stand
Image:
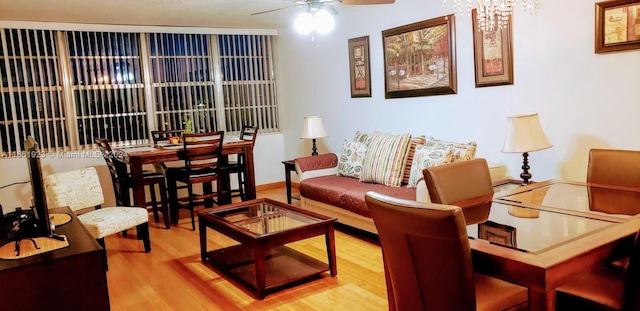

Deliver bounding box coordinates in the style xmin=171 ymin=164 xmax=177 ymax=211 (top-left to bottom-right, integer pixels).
xmin=0 ymin=207 xmax=110 ymax=310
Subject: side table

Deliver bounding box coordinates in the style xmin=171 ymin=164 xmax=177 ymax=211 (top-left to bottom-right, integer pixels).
xmin=282 ymin=159 xmax=298 ymax=204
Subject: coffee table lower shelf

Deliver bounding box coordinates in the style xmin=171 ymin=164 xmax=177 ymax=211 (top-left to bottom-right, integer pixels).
xmin=204 ymin=244 xmax=329 ymax=297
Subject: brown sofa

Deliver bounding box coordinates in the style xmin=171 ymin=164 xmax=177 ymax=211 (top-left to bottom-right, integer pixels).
xmin=295 ymin=153 xmax=504 ymax=234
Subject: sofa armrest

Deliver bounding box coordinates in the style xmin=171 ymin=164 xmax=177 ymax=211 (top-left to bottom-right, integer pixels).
xmin=415 ymin=178 xmax=432 ymax=203
xmin=295 ymin=153 xmax=339 ymax=181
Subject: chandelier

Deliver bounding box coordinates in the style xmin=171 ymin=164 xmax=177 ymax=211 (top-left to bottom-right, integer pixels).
xmin=444 ymin=0 xmax=541 ymax=32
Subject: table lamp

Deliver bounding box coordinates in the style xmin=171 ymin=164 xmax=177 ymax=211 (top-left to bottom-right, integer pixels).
xmin=501 ymin=113 xmax=552 ymax=185
xmin=301 ymin=116 xmax=328 ymax=156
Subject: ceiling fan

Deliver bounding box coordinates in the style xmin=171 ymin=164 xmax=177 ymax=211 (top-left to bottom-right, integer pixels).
xmin=251 ymin=0 xmax=395 ymax=16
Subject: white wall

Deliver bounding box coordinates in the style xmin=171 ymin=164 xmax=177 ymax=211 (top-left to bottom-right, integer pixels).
xmin=0 ymin=133 xmax=284 ymax=214
xmin=277 ymin=0 xmax=640 ymax=183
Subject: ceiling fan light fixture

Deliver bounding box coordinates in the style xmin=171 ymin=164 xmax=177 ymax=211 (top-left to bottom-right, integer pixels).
xmin=313 ymin=9 xmax=335 ymax=34
xmin=294 ymin=12 xmax=314 ymax=35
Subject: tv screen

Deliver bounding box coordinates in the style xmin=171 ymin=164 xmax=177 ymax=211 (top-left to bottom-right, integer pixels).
xmin=24 ymin=136 xmax=52 ymax=237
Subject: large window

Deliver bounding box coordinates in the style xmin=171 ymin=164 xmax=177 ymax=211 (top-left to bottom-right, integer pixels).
xmin=0 ymin=29 xmax=67 ymax=153
xmin=0 ymin=27 xmax=279 ymax=155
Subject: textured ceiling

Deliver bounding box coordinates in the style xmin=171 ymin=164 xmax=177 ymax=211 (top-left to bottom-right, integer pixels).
xmin=0 ymin=0 xmax=391 ymax=30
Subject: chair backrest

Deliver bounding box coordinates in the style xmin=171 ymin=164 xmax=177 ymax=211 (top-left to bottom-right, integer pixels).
xmin=423 ymin=158 xmax=494 ymax=205
xmin=239 ymin=125 xmax=258 ymax=144
xmin=151 ymin=129 xmax=184 ymax=145
xmin=44 ymin=167 xmax=105 ymax=212
xmin=182 ymin=131 xmax=224 ymax=174
xmin=588 ymin=149 xmax=640 ymax=189
xmin=365 ymin=191 xmax=476 ymax=311
xmin=95 ymin=138 xmax=130 ymax=206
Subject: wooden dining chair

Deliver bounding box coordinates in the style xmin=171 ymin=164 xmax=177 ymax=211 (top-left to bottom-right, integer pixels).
xmin=95 ymin=138 xmax=171 ymax=229
xmin=151 ymin=129 xmax=186 ymax=172
xmin=165 ymin=131 xmax=226 ymax=230
xmin=44 ymin=167 xmax=151 ymax=269
xmin=365 ymin=191 xmax=528 ymax=311
xmin=555 ymin=225 xmax=640 ymax=311
xmin=220 ymin=125 xmax=258 ymax=201
xmin=422 ymin=158 xmax=494 ymax=224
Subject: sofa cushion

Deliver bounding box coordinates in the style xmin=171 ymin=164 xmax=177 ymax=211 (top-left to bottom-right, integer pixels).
xmin=300 ymin=175 xmax=417 ymax=218
xmin=427 ymin=136 xmax=477 ymax=162
xmin=402 ymin=135 xmax=427 ymax=184
xmin=407 ymin=144 xmax=454 ymax=188
xmin=337 ymin=140 xmax=368 ymax=179
xmin=360 ymin=132 xmax=411 ymax=187
xmin=354 ymin=131 xmax=372 ymax=145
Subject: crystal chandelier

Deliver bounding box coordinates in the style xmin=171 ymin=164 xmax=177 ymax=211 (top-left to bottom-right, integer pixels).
xmin=444 ymin=0 xmax=541 ymax=32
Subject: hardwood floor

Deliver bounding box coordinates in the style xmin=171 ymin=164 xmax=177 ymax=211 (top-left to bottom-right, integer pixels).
xmin=105 ymin=185 xmax=388 ymax=310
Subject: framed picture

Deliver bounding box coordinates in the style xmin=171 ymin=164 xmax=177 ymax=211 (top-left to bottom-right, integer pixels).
xmin=478 ymin=221 xmax=517 ymax=248
xmin=471 ymin=9 xmax=514 ymax=87
xmin=348 ymin=36 xmax=372 ymax=98
xmin=382 ymin=15 xmax=457 ymax=99
xmin=595 ymin=0 xmax=640 ymax=54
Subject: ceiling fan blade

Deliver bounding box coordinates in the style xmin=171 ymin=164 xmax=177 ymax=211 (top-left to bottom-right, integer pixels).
xmin=251 ymin=6 xmax=293 ymax=16
xmin=340 ymin=0 xmax=395 ymax=4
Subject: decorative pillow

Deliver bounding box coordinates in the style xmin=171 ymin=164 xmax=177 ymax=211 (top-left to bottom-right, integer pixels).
xmin=360 ymin=132 xmax=411 ymax=187
xmin=402 ymin=135 xmax=427 ymax=184
xmin=407 ymin=144 xmax=454 ymax=188
xmin=353 ymin=131 xmax=372 ymax=145
xmin=427 ymin=136 xmax=477 ymax=162
xmin=337 ymin=140 xmax=368 ymax=179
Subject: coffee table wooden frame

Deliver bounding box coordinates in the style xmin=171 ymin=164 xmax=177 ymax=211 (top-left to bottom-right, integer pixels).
xmin=197 ymin=198 xmax=337 ymax=299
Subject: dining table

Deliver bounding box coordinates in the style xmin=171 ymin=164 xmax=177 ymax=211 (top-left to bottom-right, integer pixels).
xmin=115 ymin=140 xmax=256 ymax=217
xmin=464 ymin=179 xmax=640 ymax=311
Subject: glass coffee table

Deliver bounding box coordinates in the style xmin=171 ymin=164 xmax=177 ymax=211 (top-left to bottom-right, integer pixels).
xmin=197 ymin=198 xmax=337 ymax=299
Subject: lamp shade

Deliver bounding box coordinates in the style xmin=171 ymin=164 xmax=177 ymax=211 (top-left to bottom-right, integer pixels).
xmin=301 ymin=116 xmax=328 ymax=139
xmin=502 ymin=113 xmax=552 ymax=153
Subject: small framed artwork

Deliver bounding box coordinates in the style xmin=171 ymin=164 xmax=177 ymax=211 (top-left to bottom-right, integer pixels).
xmin=478 ymin=221 xmax=517 ymax=248
xmin=382 ymin=15 xmax=457 ymax=99
xmin=471 ymin=9 xmax=514 ymax=87
xmin=348 ymin=36 xmax=372 ymax=98
xmin=595 ymin=0 xmax=640 ymax=54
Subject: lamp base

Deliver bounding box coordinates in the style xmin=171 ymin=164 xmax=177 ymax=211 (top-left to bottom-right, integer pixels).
xmin=311 ymin=138 xmax=318 ymax=156
xmin=520 ymin=152 xmax=532 ymax=185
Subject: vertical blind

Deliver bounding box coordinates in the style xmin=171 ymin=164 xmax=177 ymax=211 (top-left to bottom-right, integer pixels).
xmin=0 ymin=28 xmax=279 ymax=156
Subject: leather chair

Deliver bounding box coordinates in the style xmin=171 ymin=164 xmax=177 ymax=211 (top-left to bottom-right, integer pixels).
xmin=219 ymin=125 xmax=258 ymax=201
xmin=95 ymin=138 xmax=171 ymax=229
xmin=422 ymin=158 xmax=494 ymax=224
xmin=587 ymin=149 xmax=640 ymax=216
xmin=44 ymin=167 xmax=151 ymax=269
xmin=365 ymin=191 xmax=527 ymax=311
xmin=555 ymin=226 xmax=640 ymax=311
xmin=166 ymin=131 xmax=225 ymax=230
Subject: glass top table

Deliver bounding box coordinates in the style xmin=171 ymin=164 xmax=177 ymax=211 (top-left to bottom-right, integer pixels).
xmin=465 ymin=201 xmax=614 ymax=254
xmin=494 ymin=180 xmax=640 ymax=222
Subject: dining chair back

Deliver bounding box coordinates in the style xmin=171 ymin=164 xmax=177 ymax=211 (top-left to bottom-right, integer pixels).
xmin=151 ymin=129 xmax=184 ymax=146
xmin=422 ymin=158 xmax=494 ymax=205
xmin=365 ymin=191 xmax=527 ymax=311
xmin=587 ymin=149 xmax=640 ymax=216
xmin=166 ymin=131 xmax=225 ymax=230
xmin=44 ymin=167 xmax=151 ymax=269
xmin=221 ymin=125 xmax=258 ymax=200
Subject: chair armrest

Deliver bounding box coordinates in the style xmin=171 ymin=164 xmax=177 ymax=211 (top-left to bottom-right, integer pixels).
xmin=415 ymin=178 xmax=432 ymax=203
xmin=295 ymin=153 xmax=339 ymax=181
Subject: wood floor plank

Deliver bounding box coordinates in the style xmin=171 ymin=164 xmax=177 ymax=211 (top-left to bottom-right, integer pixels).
xmin=105 ymin=187 xmax=387 ymax=310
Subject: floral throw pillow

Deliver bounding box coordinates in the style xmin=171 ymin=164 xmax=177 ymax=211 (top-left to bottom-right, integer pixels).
xmin=427 ymin=136 xmax=477 ymax=162
xmin=407 ymin=144 xmax=454 ymax=188
xmin=337 ymin=140 xmax=368 ymax=179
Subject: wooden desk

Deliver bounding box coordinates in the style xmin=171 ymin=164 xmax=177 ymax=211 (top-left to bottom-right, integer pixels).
xmin=0 ymin=207 xmax=110 ymax=310
xmin=465 ymin=180 xmax=640 ymax=311
xmin=118 ymin=141 xmax=255 ymax=212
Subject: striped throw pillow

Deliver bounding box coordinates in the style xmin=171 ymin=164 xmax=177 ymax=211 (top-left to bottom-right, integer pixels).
xmin=360 ymin=132 xmax=411 ymax=187
xmin=402 ymin=135 xmax=427 ymax=184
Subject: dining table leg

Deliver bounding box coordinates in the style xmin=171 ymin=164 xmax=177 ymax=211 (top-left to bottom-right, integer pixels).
xmin=129 ymin=157 xmax=146 ymax=209
xmin=243 ymin=144 xmax=256 ymax=200
xmin=529 ymin=287 xmax=555 ymax=311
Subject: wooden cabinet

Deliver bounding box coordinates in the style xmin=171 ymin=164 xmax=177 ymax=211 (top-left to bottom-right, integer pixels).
xmin=0 ymin=207 xmax=109 ymax=310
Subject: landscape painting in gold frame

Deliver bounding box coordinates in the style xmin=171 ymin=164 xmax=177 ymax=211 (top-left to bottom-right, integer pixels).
xmin=382 ymin=15 xmax=457 ymax=99
xmin=595 ymin=0 xmax=640 ymax=54
xmin=348 ymin=36 xmax=372 ymax=98
xmin=471 ymin=9 xmax=514 ymax=87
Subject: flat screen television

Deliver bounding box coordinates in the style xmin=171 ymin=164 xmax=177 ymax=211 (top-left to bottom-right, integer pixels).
xmin=24 ymin=136 xmax=53 ymax=237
